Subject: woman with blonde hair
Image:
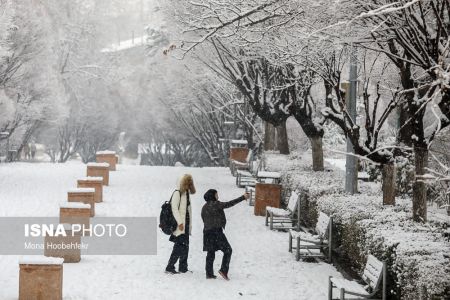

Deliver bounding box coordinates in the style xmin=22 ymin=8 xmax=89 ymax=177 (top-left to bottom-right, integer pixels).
xmin=165 ymin=174 xmax=196 ymax=274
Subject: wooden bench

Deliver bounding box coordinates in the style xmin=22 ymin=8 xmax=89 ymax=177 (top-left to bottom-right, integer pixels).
xmin=246 ymin=186 xmax=256 ymax=206
xmin=229 ymin=140 xmax=249 ymax=175
xmin=328 ymin=255 xmax=386 ymax=300
xmin=257 ymin=171 xmax=281 ymax=184
xmin=257 ymin=171 xmax=281 ymax=183
xmin=289 ymin=211 xmax=333 ymax=261
xmin=236 ymin=159 xmax=260 ymax=188
xmin=265 ymin=191 xmax=301 ymax=231
xmin=232 ymin=149 xmax=254 ymax=175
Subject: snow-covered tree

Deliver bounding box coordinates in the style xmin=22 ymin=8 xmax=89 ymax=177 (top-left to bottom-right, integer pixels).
xmin=0 ymin=0 xmax=66 ymax=158
xmin=347 ymin=0 xmax=450 ymax=221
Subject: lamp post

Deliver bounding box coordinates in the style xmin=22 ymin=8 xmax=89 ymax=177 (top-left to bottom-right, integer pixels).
xmin=345 ymin=44 xmax=358 ymax=194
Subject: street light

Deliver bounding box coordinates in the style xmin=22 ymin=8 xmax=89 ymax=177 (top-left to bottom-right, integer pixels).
xmin=345 ymin=43 xmax=358 ymax=194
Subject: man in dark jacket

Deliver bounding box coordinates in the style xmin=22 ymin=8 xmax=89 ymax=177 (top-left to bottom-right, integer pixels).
xmin=201 ymin=189 xmax=249 ymax=280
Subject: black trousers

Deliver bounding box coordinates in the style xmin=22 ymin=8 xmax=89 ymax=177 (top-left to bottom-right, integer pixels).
xmin=166 ymin=234 xmax=189 ymax=272
xmin=205 ymin=234 xmax=232 ymax=276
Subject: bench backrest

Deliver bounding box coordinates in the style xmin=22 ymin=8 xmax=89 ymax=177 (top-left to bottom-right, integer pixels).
xmin=362 ymin=255 xmax=384 ymax=290
xmin=287 ymin=191 xmax=299 ymax=212
xmin=245 ymin=150 xmax=253 ymax=163
xmin=250 ymin=159 xmax=261 ymax=175
xmin=315 ymin=212 xmax=331 ymax=238
xmin=257 ymin=171 xmax=281 ymax=184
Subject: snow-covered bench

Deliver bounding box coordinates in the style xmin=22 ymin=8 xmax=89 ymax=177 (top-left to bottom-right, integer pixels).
xmin=236 ymin=158 xmax=260 ymax=188
xmin=257 ymin=171 xmax=281 ymax=184
xmin=289 ymin=211 xmax=333 ymax=261
xmin=244 ymin=167 xmax=280 ymax=206
xmin=265 ymin=191 xmax=301 ymax=231
xmin=246 ymin=186 xmax=256 ymax=206
xmin=231 ymin=149 xmax=253 ymax=177
xmin=328 ymin=255 xmax=386 ymax=300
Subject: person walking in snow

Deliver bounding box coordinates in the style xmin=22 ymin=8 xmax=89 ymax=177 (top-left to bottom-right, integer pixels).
xmin=30 ymin=141 xmax=36 ymax=160
xmin=165 ymin=174 xmax=196 ymax=274
xmin=23 ymin=143 xmax=30 ymax=160
xmin=201 ymin=189 xmax=249 ymax=280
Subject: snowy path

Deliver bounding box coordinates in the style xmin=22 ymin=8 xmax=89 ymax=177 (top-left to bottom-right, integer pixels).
xmin=0 ymin=163 xmax=342 ymax=299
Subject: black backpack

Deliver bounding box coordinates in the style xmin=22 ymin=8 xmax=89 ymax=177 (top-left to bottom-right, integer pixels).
xmin=159 ymin=190 xmax=181 ymax=235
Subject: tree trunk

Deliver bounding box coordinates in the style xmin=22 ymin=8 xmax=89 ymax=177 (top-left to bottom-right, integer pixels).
xmin=413 ymin=146 xmax=428 ymax=222
xmin=382 ymin=163 xmax=396 ymax=205
xmin=264 ymin=122 xmax=277 ymax=151
xmin=397 ymin=105 xmax=414 ymax=146
xmin=264 ymin=121 xmax=289 ymax=154
xmin=310 ymin=136 xmax=324 ymax=171
xmin=276 ymin=121 xmax=289 ymax=155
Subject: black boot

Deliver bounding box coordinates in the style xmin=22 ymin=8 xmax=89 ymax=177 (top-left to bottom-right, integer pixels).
xmin=218 ymin=270 xmax=229 ymax=281
xmin=165 ymin=268 xmax=179 ymax=275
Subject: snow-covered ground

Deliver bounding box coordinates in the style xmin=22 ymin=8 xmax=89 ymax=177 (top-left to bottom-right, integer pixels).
xmin=0 ymin=162 xmax=343 ymax=299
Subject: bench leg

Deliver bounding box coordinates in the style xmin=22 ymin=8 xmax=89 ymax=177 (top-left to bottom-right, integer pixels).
xmin=265 ymin=211 xmax=269 ymax=226
xmin=296 ymin=237 xmax=300 ymax=261
xmin=328 ymin=276 xmax=333 ymax=300
xmin=340 ymin=288 xmax=345 ymax=300
xmin=288 ymin=232 xmax=292 ymax=252
xmin=269 ymin=213 xmax=273 ymax=230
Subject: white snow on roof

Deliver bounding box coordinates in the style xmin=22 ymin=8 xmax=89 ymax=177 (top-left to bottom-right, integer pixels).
xmin=78 ymin=177 xmax=103 ymax=182
xmin=231 ymin=139 xmax=248 ymax=144
xmin=19 ymin=256 xmax=64 ymax=265
xmin=96 ymin=150 xmax=116 ymax=155
xmin=87 ymin=162 xmax=109 ymax=168
xmin=257 ymin=171 xmax=281 ymax=178
xmin=60 ymin=202 xmax=91 ymax=209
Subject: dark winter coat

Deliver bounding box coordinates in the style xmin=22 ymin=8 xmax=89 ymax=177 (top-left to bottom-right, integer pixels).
xmin=201 ymin=189 xmax=245 ymax=232
xmin=203 ymin=228 xmax=230 ymax=252
xmin=201 ymin=189 xmax=245 ymax=252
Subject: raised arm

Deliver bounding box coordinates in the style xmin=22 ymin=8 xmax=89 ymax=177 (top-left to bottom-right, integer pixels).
xmin=219 ymin=195 xmax=246 ymax=209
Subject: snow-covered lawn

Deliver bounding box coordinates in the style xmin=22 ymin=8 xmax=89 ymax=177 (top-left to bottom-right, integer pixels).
xmin=0 ymin=162 xmax=342 ymax=299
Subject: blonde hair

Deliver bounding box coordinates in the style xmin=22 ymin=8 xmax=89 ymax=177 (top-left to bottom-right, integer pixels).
xmin=179 ymin=174 xmax=196 ymax=194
